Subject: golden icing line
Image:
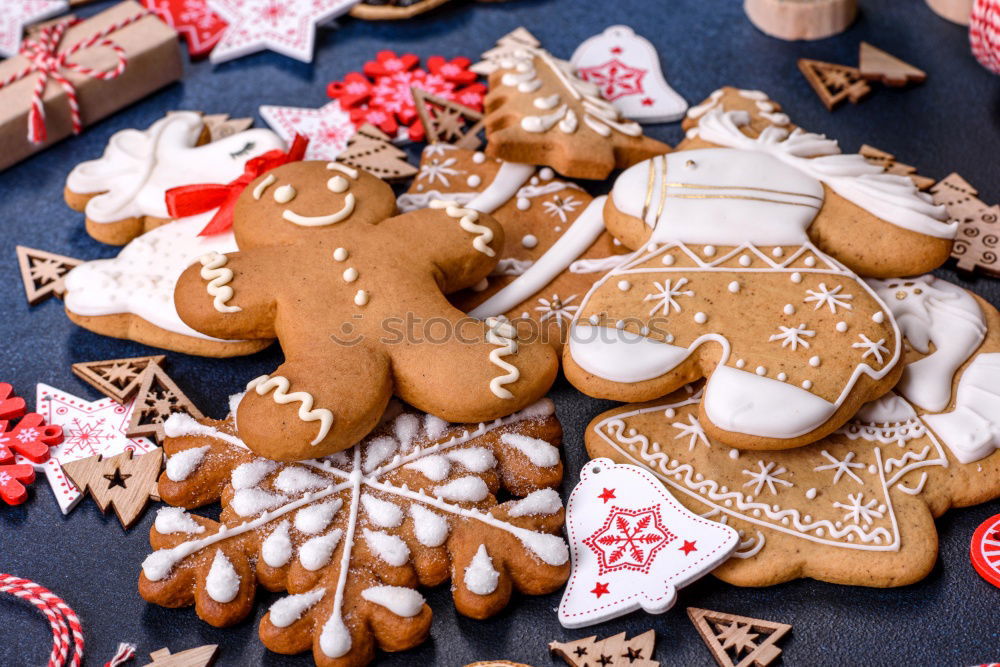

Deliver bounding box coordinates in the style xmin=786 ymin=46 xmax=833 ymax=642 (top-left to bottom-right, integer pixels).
xmin=198 ymin=252 xmax=241 ymax=313
xmin=664 ymin=182 xmax=823 ymax=200
xmin=641 ymin=158 xmax=655 ymax=222
xmin=253 ymin=173 xmax=276 ymax=200
xmin=664 ymin=193 xmax=820 ymax=208
xmin=484 ymin=318 xmax=519 ymax=399
xmin=246 ymin=375 xmax=334 ymax=445
xmin=655 ymin=154 xmax=669 ymax=220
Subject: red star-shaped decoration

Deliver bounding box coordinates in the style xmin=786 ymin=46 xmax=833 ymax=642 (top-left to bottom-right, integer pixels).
xmin=680 ymin=540 xmax=698 ymax=555
xmin=598 ymin=487 xmax=616 ymax=503
xmin=591 ymin=582 xmax=610 ymax=598
xmin=641 ymin=97 xmax=655 ymax=106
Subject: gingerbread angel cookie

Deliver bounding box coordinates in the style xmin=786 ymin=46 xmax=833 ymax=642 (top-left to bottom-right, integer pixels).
xmin=481 ymin=39 xmax=669 ymax=179
xmin=585 ymin=275 xmax=1000 ymax=587
xmin=677 ymin=88 xmax=955 ymax=278
xmin=140 ymin=399 xmax=569 ymax=666
xmin=65 ymin=112 xmax=284 ymax=245
xmin=173 ymin=161 xmax=558 ymax=460
xmin=62 ymin=117 xmax=287 ymax=357
xmin=398 ymin=144 xmax=632 ymax=351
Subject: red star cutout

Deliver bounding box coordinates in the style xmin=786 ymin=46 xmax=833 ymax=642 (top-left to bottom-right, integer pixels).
xmin=598 ymin=488 xmax=616 ymax=503
xmin=680 ymin=540 xmax=698 ymax=555
xmin=591 ymin=582 xmax=610 ymax=598
xmin=641 ymin=97 xmax=655 ymax=106
xmin=610 ymin=46 xmax=623 ymax=54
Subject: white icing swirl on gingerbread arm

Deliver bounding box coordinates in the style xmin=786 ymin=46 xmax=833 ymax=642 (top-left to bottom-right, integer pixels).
xmin=246 ymin=375 xmax=334 ymax=445
xmin=485 ymin=317 xmax=520 ymax=399
xmin=199 ymin=251 xmax=241 ymax=313
xmin=429 ymin=199 xmax=496 ymax=257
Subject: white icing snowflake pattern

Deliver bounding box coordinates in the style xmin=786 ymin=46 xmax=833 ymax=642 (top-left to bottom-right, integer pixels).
xmin=852 ymin=334 xmax=890 ymax=365
xmin=541 ymin=194 xmax=583 ymax=223
xmin=417 ymin=157 xmax=463 ymax=186
xmin=423 ymin=144 xmax=458 ymax=157
xmin=141 ymin=401 xmax=568 ymax=663
xmin=814 ymin=450 xmax=865 ymax=485
xmin=671 ymin=414 xmax=709 ymax=451
xmin=644 ymin=278 xmax=694 ymax=316
xmin=741 ymin=461 xmax=793 ymax=496
xmin=803 ymin=283 xmax=854 ymax=313
xmin=768 ymin=323 xmax=815 ymax=350
xmin=833 ymin=492 xmax=885 ymax=525
xmin=534 ymin=294 xmax=579 ymax=326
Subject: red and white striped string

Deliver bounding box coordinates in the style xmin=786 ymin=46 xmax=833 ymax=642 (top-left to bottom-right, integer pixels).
xmin=971 ymin=0 xmax=1000 ymax=74
xmin=0 ymin=573 xmax=84 ymax=667
xmin=0 ymin=11 xmax=150 ymax=144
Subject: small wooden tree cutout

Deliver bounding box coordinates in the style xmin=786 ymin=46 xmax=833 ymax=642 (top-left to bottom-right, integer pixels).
xmin=798 ymin=58 xmax=871 ymax=109
xmin=16 ymin=246 xmax=82 ymax=305
xmin=143 ymin=644 xmax=218 ymax=667
xmin=335 ymin=123 xmax=417 ymax=181
xmin=201 ymin=113 xmax=254 ymax=141
xmin=859 ymin=145 xmax=934 ymax=190
xmin=858 ymin=42 xmax=926 ymax=86
xmin=62 ymin=449 xmax=163 ymax=528
xmin=411 ymin=87 xmax=485 ymax=149
xmin=71 ymin=355 xmax=167 ymax=404
xmin=471 ymin=26 xmax=541 ymax=75
xmin=126 ymin=363 xmax=204 ymax=444
xmin=550 ymin=630 xmax=658 ymax=667
xmin=688 ymin=607 xmax=791 ymax=667
xmin=932 ymin=173 xmax=1000 ymax=275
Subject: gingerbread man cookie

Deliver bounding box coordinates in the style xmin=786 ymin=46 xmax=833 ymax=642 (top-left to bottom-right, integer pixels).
xmin=585 ymin=275 xmax=1000 ymax=587
xmin=174 ymin=161 xmax=558 ymax=460
xmin=65 ymin=112 xmax=284 ymax=245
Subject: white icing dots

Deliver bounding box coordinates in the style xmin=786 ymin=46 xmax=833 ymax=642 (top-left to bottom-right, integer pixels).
xmin=727 ymin=281 xmax=740 ymax=294
xmin=522 ymin=234 xmax=538 ymax=248
xmin=617 ymin=280 xmax=631 ymax=292
xmin=728 ymin=449 xmax=739 ymax=460
xmin=206 ymin=550 xmax=240 ymax=603
xmin=777 ymin=372 xmax=787 ymax=382
xmin=772 ymin=247 xmax=784 ymax=258
xmin=735 ymin=359 xmax=745 ymax=369
xmin=539 ymin=167 xmax=554 ymax=180
xmin=464 ymin=544 xmax=500 ymax=595
xmin=790 ymin=272 xmax=802 ymax=284
xmin=703 ymin=245 xmax=716 ymax=257
xmin=472 ymin=152 xmax=486 ymax=164
xmin=872 ymin=311 xmax=885 ymax=323
xmin=516 ymin=197 xmax=530 ymax=210
xmin=354 ymin=290 xmax=369 ymax=306
xmin=694 ymin=312 xmax=708 ymax=324
xmin=809 ymin=356 xmax=821 ymax=367
xmin=755 ymin=366 xmax=766 ymax=376
xmin=333 ymin=247 xmax=348 ymax=261
xmin=802 ymin=380 xmax=813 ymax=390
xmin=662 ymin=254 xmax=675 ymax=266
xmin=342 ymin=267 xmax=358 ymax=283
xmin=836 ymin=321 xmax=848 ymax=332
xmin=804 ymin=256 xmax=816 ymax=267
xmin=783 ymin=304 xmax=795 ymax=315
xmin=274 ymin=184 xmax=296 ymax=204
xmin=806 ymin=488 xmax=817 ymax=499
xmin=739 ymin=255 xmax=751 ymax=267
xmin=467 ymin=174 xmax=482 ymax=188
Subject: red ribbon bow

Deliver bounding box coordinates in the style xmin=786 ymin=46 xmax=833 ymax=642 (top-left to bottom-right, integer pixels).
xmin=165 ymin=135 xmax=310 ymax=236
xmin=0 ymin=13 xmax=150 ymax=144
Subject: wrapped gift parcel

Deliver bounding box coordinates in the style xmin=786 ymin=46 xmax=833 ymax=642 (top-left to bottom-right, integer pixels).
xmin=0 ymin=1 xmax=182 ymax=171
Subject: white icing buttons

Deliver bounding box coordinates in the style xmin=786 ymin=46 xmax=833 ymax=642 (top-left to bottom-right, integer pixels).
xmin=333 ymin=247 xmax=348 ymax=261
xmin=735 ymin=359 xmax=745 ymax=369
xmin=802 ymin=379 xmax=813 ymax=390
xmin=809 ymin=356 xmax=821 ymax=367
xmin=467 ymin=174 xmax=482 ymax=188
xmin=354 ymin=290 xmax=369 ymax=306
xmin=727 ymin=281 xmax=740 ymax=293
xmin=343 ymin=268 xmax=358 ymax=283
xmin=694 ymin=312 xmax=707 ymax=324
xmin=539 ymin=167 xmax=554 ymax=180
xmin=703 ymin=245 xmax=716 ymax=257
xmin=772 ymin=247 xmax=784 ymax=258
xmin=836 ymin=321 xmax=848 ymax=332
xmin=790 ymin=272 xmax=802 ymax=284
xmin=783 ymin=304 xmax=795 ymax=315
xmin=804 ymin=256 xmax=817 ymax=267
xmin=516 ymin=197 xmax=530 ymax=210
xmin=755 ymin=366 xmax=766 ymax=376
xmin=872 ymin=311 xmax=885 ymax=323
xmin=662 ymin=254 xmax=675 ymax=266
xmin=739 ymin=255 xmax=751 ymax=267
xmin=617 ymin=280 xmax=631 ymax=292
xmin=472 ymin=152 xmax=486 ymax=164
xmin=521 ymin=234 xmax=538 ymax=249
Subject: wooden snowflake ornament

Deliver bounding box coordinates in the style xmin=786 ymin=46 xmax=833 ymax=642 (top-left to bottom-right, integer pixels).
xmin=140 ymin=399 xmax=569 ymax=665
xmin=558 ymin=459 xmax=738 ymax=628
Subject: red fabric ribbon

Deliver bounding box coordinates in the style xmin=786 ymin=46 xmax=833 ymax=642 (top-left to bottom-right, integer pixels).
xmin=0 ymin=13 xmax=150 ymax=144
xmin=165 ymin=135 xmax=309 ymax=236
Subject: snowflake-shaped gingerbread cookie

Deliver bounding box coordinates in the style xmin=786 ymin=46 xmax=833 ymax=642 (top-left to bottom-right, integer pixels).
xmin=140 ymin=399 xmax=569 ymax=665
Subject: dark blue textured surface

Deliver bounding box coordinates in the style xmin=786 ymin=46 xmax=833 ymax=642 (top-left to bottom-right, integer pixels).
xmin=2 ymin=0 xmax=1000 ymax=665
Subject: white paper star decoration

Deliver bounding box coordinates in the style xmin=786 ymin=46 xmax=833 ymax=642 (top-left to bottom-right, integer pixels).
xmin=259 ymin=100 xmax=354 ymax=160
xmin=18 ymin=383 xmax=157 ymax=514
xmin=207 ymin=0 xmax=360 ymax=64
xmin=0 ymin=1 xmax=68 ymax=57
xmin=558 ymin=458 xmax=739 ymax=628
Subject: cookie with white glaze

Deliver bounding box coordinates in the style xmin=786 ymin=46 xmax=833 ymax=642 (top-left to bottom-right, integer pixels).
xmin=481 ymin=40 xmax=669 ymax=179
xmin=398 ymin=144 xmax=632 ymax=352
xmin=65 ymin=112 xmax=283 ymax=245
xmin=174 ymin=160 xmax=558 ymax=461
xmin=62 ymin=118 xmax=286 ymax=357
xmin=140 ymin=399 xmax=569 ymax=666
xmin=585 ymin=275 xmax=1000 ymax=587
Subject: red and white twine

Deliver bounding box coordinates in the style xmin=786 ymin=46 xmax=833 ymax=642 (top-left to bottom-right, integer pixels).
xmin=0 ymin=573 xmax=84 ymax=667
xmin=0 ymin=11 xmax=149 ymax=144
xmin=971 ymin=0 xmax=1000 ymax=74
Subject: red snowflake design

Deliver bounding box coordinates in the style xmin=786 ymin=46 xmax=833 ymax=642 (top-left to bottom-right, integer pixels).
xmin=0 ymin=386 xmax=62 ymax=505
xmin=327 ymin=51 xmax=485 ymax=141
xmin=583 ymin=506 xmax=675 ymax=575
xmin=576 ymin=58 xmax=647 ymax=101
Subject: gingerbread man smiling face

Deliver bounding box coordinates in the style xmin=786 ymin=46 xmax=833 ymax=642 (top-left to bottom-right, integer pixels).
xmin=174 ymin=160 xmax=558 ymax=461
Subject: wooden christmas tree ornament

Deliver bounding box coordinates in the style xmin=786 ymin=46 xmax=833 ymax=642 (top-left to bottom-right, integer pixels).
xmin=688 ymin=607 xmax=791 ymax=667
xmin=16 ymin=246 xmax=82 ymax=305
xmin=798 ymin=58 xmax=871 ymax=109
xmin=125 ymin=363 xmax=203 ymax=443
xmin=335 ymin=124 xmax=417 ymax=181
xmin=411 ymin=87 xmax=485 ymax=149
xmin=142 ymin=644 xmax=219 ymax=667
xmin=71 ymin=355 xmax=167 ymax=404
xmin=744 ymin=0 xmax=857 ymax=40
xmin=62 ymin=449 xmax=163 ymax=528
xmin=550 ymin=630 xmax=658 ymax=667
xmin=858 ymin=42 xmax=926 ymax=86
xmin=859 ymin=145 xmax=935 ymax=190
xmin=201 ymin=113 xmax=254 ymax=141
